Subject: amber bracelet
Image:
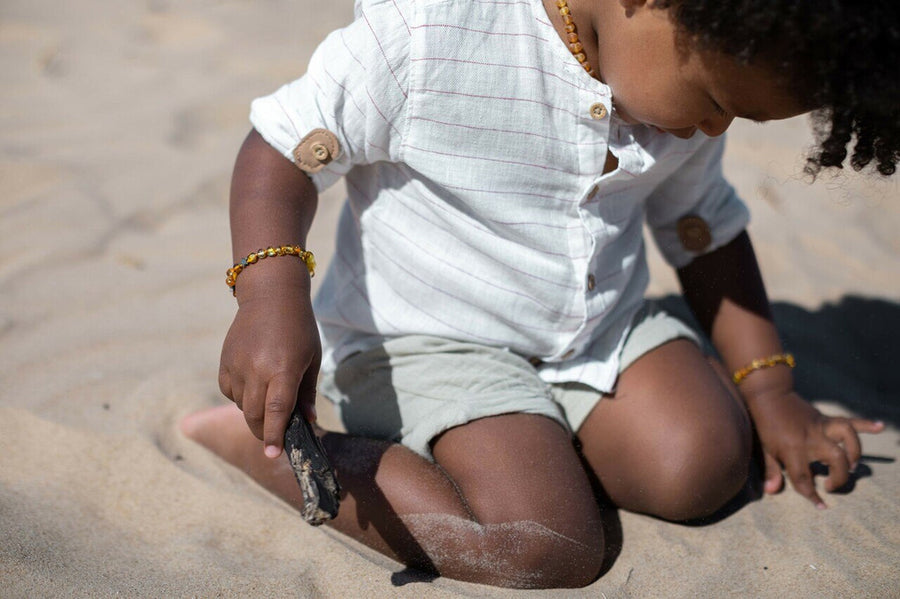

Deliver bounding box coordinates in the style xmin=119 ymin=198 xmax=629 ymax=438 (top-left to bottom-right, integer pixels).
xmin=226 ymin=245 xmax=316 ymax=296
xmin=732 ymin=353 xmax=796 ymax=385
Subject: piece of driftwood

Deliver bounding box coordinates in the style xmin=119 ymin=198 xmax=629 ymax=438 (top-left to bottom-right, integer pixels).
xmin=283 ymin=405 xmax=341 ymax=526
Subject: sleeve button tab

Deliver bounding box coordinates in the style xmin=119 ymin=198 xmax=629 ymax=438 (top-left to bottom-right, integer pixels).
xmin=293 ymin=128 xmax=342 ymax=173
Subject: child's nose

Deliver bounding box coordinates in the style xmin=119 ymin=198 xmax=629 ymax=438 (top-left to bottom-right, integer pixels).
xmin=698 ymin=114 xmax=735 ymax=137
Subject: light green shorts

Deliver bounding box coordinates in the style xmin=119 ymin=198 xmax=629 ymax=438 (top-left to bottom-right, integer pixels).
xmin=319 ymin=302 xmax=700 ymax=460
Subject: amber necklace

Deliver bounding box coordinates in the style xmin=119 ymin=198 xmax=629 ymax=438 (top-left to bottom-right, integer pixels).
xmin=555 ymin=0 xmax=593 ymax=75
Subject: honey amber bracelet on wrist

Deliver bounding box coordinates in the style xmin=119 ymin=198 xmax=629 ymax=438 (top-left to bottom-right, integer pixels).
xmin=226 ymin=245 xmax=316 ymax=296
xmin=732 ymin=353 xmax=796 ymax=385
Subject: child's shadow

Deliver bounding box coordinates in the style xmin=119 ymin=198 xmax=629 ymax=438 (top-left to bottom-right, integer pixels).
xmin=654 ymin=293 xmax=900 ymax=525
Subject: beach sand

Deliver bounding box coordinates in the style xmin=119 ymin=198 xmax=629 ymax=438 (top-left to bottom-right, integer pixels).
xmin=1 ymin=1 xmax=898 ymax=596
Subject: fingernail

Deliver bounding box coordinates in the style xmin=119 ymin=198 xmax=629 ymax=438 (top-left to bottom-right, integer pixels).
xmin=310 ymin=405 xmax=318 ymax=422
xmin=264 ymin=445 xmax=281 ymax=458
xmin=816 ymin=502 xmax=827 ymax=510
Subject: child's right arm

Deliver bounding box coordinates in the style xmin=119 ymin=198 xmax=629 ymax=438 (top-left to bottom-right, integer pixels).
xmin=218 ymin=129 xmax=321 ymax=460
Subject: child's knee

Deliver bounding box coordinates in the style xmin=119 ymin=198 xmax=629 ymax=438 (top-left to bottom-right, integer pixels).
xmin=407 ymin=512 xmax=605 ymax=588
xmin=649 ymin=407 xmax=752 ymax=520
xmin=527 ymin=524 xmax=604 ymax=588
xmin=483 ymin=519 xmax=605 ymax=588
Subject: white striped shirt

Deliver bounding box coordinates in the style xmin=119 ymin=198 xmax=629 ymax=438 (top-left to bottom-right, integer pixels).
xmin=249 ymin=0 xmax=749 ymax=392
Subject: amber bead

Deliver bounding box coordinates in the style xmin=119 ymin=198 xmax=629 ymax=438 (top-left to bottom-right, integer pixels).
xmin=226 ymin=246 xmax=316 ymax=294
xmin=556 ymin=0 xmax=594 ymax=76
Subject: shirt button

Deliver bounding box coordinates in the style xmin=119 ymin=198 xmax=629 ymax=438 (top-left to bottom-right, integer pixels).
xmin=676 ymin=215 xmax=712 ymax=252
xmin=311 ymin=142 xmax=330 ymax=162
xmin=589 ymin=103 xmax=608 ymax=120
xmin=587 ymin=274 xmax=596 ymax=291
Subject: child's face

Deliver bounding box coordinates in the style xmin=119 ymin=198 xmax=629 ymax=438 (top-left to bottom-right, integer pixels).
xmin=596 ymin=3 xmax=807 ymax=138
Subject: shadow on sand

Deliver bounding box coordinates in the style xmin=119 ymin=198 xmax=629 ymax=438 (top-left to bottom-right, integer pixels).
xmin=654 ymin=293 xmax=900 ymax=427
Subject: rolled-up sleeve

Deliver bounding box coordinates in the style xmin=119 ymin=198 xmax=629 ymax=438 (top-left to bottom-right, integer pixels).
xmin=249 ymin=0 xmax=411 ymax=191
xmin=644 ymin=135 xmax=749 ymax=268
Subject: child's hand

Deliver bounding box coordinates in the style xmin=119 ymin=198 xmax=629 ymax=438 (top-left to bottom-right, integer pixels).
xmin=218 ymin=291 xmax=322 ymax=459
xmin=747 ymin=390 xmax=885 ymax=508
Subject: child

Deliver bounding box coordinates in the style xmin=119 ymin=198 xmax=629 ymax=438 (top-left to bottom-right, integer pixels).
xmin=182 ymin=0 xmax=897 ymax=588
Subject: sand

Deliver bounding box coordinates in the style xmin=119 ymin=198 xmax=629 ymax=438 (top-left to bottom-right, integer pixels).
xmin=1 ymin=0 xmax=898 ymax=597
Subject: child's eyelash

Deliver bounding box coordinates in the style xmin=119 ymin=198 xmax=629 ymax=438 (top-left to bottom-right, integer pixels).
xmin=712 ymin=101 xmax=727 ymax=117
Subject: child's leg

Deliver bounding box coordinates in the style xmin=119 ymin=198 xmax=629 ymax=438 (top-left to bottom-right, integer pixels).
xmin=576 ymin=339 xmax=752 ymax=521
xmin=181 ymin=406 xmax=605 ymax=589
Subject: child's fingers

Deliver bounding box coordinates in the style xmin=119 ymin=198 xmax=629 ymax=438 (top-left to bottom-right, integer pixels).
xmin=783 ymin=452 xmax=826 ymax=509
xmin=262 ymin=373 xmax=301 ymax=458
xmin=825 ymin=419 xmax=862 ymax=470
xmin=241 ymin=378 xmax=267 ymax=440
xmin=816 ymin=439 xmax=852 ymax=493
xmin=218 ymin=366 xmax=234 ymax=402
xmin=850 ymin=418 xmax=886 ymax=434
xmin=297 ymin=364 xmax=320 ymax=424
xmin=230 ymin=376 xmax=246 ymax=410
xmin=762 ymin=451 xmax=784 ymax=495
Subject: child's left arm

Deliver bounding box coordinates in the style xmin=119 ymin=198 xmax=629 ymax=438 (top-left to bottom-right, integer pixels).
xmin=677 ymin=230 xmax=885 ymax=508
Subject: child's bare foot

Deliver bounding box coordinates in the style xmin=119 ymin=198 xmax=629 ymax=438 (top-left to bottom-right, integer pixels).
xmin=180 ymin=404 xmax=261 ymax=462
xmin=180 ymin=404 xmax=329 ymax=452
xmin=180 ymin=404 xmax=306 ymax=503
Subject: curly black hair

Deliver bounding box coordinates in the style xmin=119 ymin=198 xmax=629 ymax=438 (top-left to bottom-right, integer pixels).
xmin=656 ymin=0 xmax=900 ymax=177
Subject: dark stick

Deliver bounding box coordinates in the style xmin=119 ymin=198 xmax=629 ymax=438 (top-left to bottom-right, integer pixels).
xmin=283 ymin=404 xmax=341 ymax=525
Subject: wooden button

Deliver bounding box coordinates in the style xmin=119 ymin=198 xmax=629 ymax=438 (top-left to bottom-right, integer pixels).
xmin=677 ymin=215 xmax=712 ymax=252
xmin=589 ymin=103 xmax=608 ymax=120
xmin=587 ymin=274 xmax=596 ymax=291
xmin=293 ymin=128 xmax=342 ymax=174
xmin=311 ymin=143 xmax=330 ymax=162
